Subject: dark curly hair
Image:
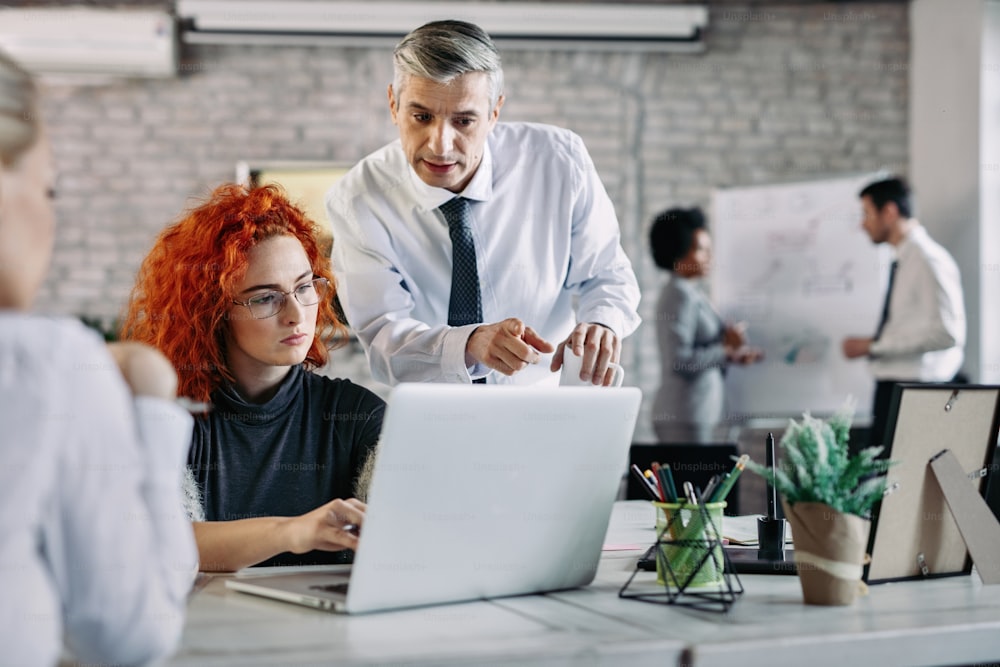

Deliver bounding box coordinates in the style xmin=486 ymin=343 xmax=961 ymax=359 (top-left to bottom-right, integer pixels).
xmin=649 ymin=207 xmax=707 ymax=271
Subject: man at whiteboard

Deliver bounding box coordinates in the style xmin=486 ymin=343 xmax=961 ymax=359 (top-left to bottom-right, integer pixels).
xmin=841 ymin=177 xmax=966 ymax=448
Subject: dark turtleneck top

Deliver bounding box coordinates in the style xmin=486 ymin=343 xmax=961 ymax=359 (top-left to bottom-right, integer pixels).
xmin=188 ymin=365 xmax=384 ymax=566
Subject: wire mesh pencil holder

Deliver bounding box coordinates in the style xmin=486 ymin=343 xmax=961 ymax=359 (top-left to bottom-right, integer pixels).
xmin=619 ymin=500 xmax=743 ymax=613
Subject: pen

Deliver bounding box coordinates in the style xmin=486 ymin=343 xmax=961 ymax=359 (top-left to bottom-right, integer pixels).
xmin=649 ymin=462 xmax=667 ymax=501
xmin=647 ymin=461 xmax=667 ymax=502
xmin=683 ymin=480 xmax=697 ymax=505
xmin=662 ymin=464 xmax=679 ymax=503
xmin=669 ymin=480 xmax=720 ymax=578
xmin=630 ymin=464 xmax=661 ymax=501
xmin=766 ymin=432 xmax=778 ymax=520
xmin=710 ymin=454 xmax=749 ymax=503
xmin=654 ymin=464 xmax=674 ymax=503
xmin=342 ymin=523 xmax=360 ymax=537
xmin=701 ymin=474 xmax=721 ymax=504
xmin=644 ymin=470 xmax=665 ymax=502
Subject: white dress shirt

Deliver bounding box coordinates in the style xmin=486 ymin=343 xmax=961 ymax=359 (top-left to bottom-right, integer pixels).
xmin=0 ymin=315 xmax=197 ymax=667
xmin=327 ymin=122 xmax=641 ymax=385
xmin=868 ymin=224 xmax=965 ymax=381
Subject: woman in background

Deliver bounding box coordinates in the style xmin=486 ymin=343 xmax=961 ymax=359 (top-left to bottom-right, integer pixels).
xmin=649 ymin=207 xmax=763 ymax=443
xmin=122 ymin=183 xmax=382 ymax=571
xmin=0 ymin=50 xmax=197 ymax=665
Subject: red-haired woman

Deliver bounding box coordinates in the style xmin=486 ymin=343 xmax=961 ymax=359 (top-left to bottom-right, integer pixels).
xmin=122 ymin=183 xmax=382 ymax=572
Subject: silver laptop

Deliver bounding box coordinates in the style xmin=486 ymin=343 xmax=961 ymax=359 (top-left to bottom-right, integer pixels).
xmin=226 ymin=383 xmax=641 ymax=614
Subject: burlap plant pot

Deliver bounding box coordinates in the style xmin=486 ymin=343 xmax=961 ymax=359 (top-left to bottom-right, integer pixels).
xmin=782 ymin=499 xmax=871 ymax=606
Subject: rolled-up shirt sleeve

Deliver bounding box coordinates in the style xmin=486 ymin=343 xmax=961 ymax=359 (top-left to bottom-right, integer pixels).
xmin=565 ymin=132 xmax=641 ymax=339
xmin=329 ymin=197 xmax=482 ymax=384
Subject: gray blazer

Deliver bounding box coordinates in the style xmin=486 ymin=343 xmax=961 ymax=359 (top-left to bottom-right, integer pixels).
xmin=652 ymin=276 xmax=728 ymax=443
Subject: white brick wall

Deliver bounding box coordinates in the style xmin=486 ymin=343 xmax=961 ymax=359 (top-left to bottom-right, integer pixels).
xmin=33 ymin=3 xmax=908 ymax=455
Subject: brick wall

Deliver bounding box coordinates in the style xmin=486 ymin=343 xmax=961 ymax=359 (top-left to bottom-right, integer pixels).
xmin=34 ymin=2 xmax=909 ymax=450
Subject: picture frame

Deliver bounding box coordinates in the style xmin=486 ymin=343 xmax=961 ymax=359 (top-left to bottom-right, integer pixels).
xmin=865 ymin=384 xmax=1000 ymax=583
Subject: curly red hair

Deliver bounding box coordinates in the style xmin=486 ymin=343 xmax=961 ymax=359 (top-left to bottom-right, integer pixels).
xmin=121 ymin=183 xmax=346 ymax=402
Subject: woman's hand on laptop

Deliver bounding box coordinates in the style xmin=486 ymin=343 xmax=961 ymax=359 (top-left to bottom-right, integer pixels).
xmin=287 ymin=497 xmax=366 ymax=554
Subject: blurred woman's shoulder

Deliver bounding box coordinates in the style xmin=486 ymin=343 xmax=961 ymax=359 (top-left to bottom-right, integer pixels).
xmin=0 ymin=314 xmax=108 ymax=373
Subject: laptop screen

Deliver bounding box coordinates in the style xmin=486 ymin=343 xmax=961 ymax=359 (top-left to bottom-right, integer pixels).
xmin=343 ymin=383 xmax=642 ymax=613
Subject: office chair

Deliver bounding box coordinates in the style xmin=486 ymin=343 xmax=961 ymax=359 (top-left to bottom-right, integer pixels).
xmin=628 ymin=443 xmax=741 ymax=515
xmin=846 ymin=425 xmax=870 ymax=452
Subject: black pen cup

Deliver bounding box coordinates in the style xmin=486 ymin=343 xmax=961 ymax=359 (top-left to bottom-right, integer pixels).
xmin=757 ymin=516 xmax=787 ymax=557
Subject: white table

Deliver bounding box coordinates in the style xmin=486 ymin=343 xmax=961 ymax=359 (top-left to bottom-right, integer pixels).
xmin=167 ymin=502 xmax=1000 ymax=666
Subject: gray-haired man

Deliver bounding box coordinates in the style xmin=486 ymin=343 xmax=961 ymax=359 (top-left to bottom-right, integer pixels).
xmin=327 ymin=20 xmax=640 ymax=387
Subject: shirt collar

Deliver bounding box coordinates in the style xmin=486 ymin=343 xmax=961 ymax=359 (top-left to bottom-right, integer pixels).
xmin=405 ymin=135 xmax=495 ymax=213
xmin=894 ymin=221 xmax=926 ymax=259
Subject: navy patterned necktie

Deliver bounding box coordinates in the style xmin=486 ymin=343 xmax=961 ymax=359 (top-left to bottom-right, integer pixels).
xmin=439 ymin=197 xmax=483 ymax=328
xmin=873 ymin=260 xmax=898 ymax=341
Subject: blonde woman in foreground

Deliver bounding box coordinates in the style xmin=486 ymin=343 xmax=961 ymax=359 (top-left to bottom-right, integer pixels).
xmin=0 ymin=50 xmax=197 ymax=665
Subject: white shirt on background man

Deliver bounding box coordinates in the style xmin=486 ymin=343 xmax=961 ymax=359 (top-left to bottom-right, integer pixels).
xmin=868 ymin=224 xmax=965 ymax=381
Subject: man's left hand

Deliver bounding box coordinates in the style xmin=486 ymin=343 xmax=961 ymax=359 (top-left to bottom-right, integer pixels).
xmin=550 ymin=322 xmax=621 ymax=386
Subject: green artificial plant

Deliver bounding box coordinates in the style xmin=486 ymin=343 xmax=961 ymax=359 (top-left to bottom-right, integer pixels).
xmin=744 ymin=401 xmax=896 ymax=518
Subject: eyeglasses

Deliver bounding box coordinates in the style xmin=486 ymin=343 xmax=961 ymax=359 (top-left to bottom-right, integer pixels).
xmin=232 ymin=277 xmax=329 ymax=320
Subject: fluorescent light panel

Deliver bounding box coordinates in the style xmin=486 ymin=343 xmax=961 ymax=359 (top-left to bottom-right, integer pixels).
xmin=178 ymin=1 xmax=708 ymax=51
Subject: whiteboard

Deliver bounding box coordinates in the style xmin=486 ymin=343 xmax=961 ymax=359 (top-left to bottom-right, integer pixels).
xmin=712 ymin=174 xmax=890 ymax=421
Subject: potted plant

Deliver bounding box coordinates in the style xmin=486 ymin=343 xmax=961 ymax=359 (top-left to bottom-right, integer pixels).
xmin=745 ymin=402 xmax=895 ymax=605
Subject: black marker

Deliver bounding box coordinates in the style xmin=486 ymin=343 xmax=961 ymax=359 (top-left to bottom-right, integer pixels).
xmin=758 ymin=432 xmax=787 ymax=556
xmin=766 ymin=432 xmax=777 ymax=520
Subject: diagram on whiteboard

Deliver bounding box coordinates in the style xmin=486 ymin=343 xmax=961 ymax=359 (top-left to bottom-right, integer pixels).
xmin=712 ymin=173 xmax=890 ymax=420
xmin=779 ymin=328 xmax=830 ymax=365
xmin=749 ymin=257 xmax=855 ymax=296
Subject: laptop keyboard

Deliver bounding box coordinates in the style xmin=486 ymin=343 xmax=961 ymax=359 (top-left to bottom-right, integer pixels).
xmin=309 ymin=582 xmax=350 ymax=595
